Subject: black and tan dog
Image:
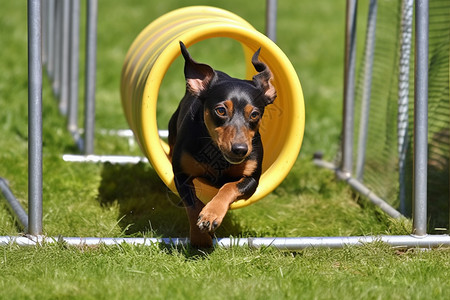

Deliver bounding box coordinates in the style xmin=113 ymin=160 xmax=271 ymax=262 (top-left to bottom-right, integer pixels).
xmin=168 ymin=41 xmax=276 ymax=247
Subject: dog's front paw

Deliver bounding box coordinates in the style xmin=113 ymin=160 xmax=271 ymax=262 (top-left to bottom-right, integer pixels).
xmin=197 ymin=205 xmax=226 ymax=232
xmin=197 ymin=214 xmax=220 ymax=232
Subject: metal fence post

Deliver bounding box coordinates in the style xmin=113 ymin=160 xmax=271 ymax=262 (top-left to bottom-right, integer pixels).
xmin=46 ymin=0 xmax=55 ymax=79
xmin=52 ymin=0 xmax=61 ymax=97
xmin=41 ymin=0 xmax=47 ymax=66
xmin=265 ymin=0 xmax=277 ymax=42
xmin=413 ymin=0 xmax=429 ymax=236
xmin=84 ymin=0 xmax=98 ymax=155
xmin=356 ymin=0 xmax=377 ymax=181
xmin=398 ymin=0 xmax=414 ymax=215
xmin=59 ymin=0 xmax=70 ymax=115
xmin=27 ymin=0 xmax=43 ymax=236
xmin=340 ymin=0 xmax=358 ymax=177
xmin=68 ymin=0 xmax=80 ymax=138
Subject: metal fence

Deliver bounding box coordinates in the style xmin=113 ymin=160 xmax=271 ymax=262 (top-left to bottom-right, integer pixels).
xmin=2 ymin=0 xmax=450 ymax=249
xmin=315 ymin=0 xmax=450 ymax=233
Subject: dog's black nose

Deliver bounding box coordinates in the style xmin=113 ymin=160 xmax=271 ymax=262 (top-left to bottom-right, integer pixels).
xmin=231 ymin=144 xmax=248 ymax=156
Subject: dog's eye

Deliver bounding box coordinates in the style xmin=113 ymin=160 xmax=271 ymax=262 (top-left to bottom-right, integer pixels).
xmin=250 ymin=111 xmax=260 ymax=121
xmin=215 ymin=107 xmax=227 ymax=117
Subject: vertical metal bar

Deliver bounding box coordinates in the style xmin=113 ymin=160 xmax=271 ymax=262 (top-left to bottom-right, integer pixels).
xmin=413 ymin=0 xmax=429 ymax=236
xmin=356 ymin=0 xmax=377 ymax=181
xmin=265 ymin=0 xmax=277 ymax=42
xmin=68 ymin=0 xmax=80 ymax=137
xmin=59 ymin=0 xmax=70 ymax=115
xmin=28 ymin=0 xmax=43 ymax=236
xmin=398 ymin=0 xmax=414 ymax=215
xmin=340 ymin=0 xmax=358 ymax=178
xmin=52 ymin=0 xmax=61 ymax=97
xmin=41 ymin=0 xmax=47 ymax=66
xmin=84 ymin=0 xmax=98 ymax=155
xmin=46 ymin=0 xmax=55 ymax=79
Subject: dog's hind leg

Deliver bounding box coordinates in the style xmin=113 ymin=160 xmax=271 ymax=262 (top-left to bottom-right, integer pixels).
xmin=174 ymin=172 xmax=213 ymax=248
xmin=185 ymin=199 xmax=214 ymax=248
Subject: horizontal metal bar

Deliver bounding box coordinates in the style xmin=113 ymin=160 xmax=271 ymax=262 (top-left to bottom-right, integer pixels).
xmin=313 ymin=158 xmax=403 ymax=219
xmin=62 ymin=154 xmax=148 ymax=164
xmin=313 ymin=155 xmax=337 ymax=171
xmin=98 ymin=129 xmax=135 ymax=137
xmin=70 ymin=129 xmax=168 ymax=139
xmin=1 ymin=235 xmax=450 ymax=249
xmin=246 ymin=235 xmax=450 ymax=249
xmin=0 ymin=178 xmax=28 ymax=230
xmin=97 ymin=129 xmax=169 ymax=139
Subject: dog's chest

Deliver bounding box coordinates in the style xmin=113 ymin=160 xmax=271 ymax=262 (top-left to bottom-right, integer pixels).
xmin=192 ymin=141 xmax=231 ymax=184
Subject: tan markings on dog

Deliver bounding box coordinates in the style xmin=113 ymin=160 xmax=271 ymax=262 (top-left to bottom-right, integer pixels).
xmin=244 ymin=104 xmax=255 ymax=119
xmin=215 ymin=125 xmax=236 ymax=153
xmin=180 ymin=151 xmax=208 ymax=177
xmin=197 ymin=179 xmax=244 ymax=232
xmin=244 ymin=104 xmax=261 ymax=131
xmin=238 ymin=126 xmax=255 ymax=155
xmin=214 ymin=180 xmax=243 ymax=202
xmin=242 ymin=126 xmax=256 ymax=142
xmin=225 ymin=159 xmax=258 ymax=178
xmin=204 ymin=110 xmax=218 ymax=141
xmin=223 ymin=100 xmax=234 ymax=116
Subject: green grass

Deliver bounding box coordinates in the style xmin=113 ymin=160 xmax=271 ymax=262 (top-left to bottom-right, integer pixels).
xmin=2 ymin=243 xmax=450 ymax=300
xmin=1 ymin=0 xmax=450 ymax=299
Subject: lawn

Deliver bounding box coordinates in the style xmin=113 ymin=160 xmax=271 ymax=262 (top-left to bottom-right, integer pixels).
xmin=1 ymin=0 xmax=450 ymax=299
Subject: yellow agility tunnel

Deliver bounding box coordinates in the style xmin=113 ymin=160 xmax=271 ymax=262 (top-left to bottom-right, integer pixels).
xmin=120 ymin=6 xmax=305 ymax=209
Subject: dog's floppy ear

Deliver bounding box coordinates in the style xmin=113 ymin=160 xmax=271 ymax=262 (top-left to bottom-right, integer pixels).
xmin=180 ymin=41 xmax=216 ymax=97
xmin=252 ymin=48 xmax=277 ymax=105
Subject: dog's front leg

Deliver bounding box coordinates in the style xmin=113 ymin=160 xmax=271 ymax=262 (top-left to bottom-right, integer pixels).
xmin=197 ymin=177 xmax=258 ymax=232
xmin=174 ymin=173 xmax=214 ymax=248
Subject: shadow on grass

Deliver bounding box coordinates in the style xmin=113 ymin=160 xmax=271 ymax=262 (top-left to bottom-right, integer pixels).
xmin=97 ymin=162 xmax=243 ymax=239
xmin=427 ymin=129 xmax=449 ymax=233
xmin=403 ymin=129 xmax=449 ymax=233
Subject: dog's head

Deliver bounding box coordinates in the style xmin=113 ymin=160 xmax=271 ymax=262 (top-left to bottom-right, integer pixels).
xmin=180 ymin=41 xmax=276 ymax=164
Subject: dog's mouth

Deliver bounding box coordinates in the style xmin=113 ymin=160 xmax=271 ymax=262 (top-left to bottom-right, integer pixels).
xmin=223 ymin=154 xmax=246 ymax=165
xmin=222 ymin=148 xmax=249 ymax=164
xmin=214 ymin=140 xmax=251 ymax=165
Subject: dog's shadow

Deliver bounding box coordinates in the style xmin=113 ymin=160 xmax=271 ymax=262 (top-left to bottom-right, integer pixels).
xmin=97 ymin=162 xmax=242 ymax=238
